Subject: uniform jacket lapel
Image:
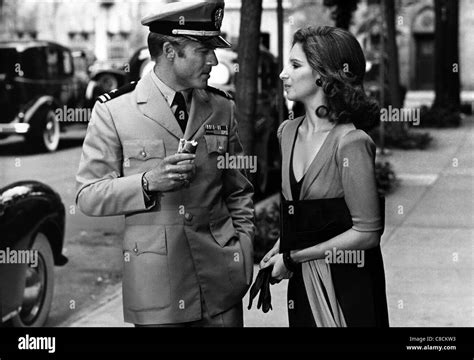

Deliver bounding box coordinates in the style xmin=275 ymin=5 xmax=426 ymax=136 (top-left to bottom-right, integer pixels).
xmin=184 ymin=89 xmax=212 ymax=140
xmin=136 ymin=72 xmax=184 ymax=139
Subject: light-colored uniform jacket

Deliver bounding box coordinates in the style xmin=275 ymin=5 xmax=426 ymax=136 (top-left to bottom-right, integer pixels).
xmin=75 ymin=72 xmax=255 ymax=325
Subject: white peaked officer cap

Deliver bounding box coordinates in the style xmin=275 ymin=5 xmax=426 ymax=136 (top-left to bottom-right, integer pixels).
xmin=141 ymin=0 xmax=231 ymax=49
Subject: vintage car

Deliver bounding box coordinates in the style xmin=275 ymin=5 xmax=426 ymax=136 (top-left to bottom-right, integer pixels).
xmin=0 ymin=40 xmax=92 ymax=152
xmin=88 ymin=45 xmax=282 ymax=196
xmin=0 ymin=180 xmax=67 ymax=327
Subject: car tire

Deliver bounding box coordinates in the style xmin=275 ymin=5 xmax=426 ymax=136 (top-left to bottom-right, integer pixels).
xmin=28 ymin=109 xmax=60 ymax=153
xmin=9 ymin=232 xmax=55 ymax=327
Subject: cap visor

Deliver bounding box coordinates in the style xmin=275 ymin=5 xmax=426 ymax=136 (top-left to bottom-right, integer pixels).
xmin=201 ymin=36 xmax=232 ymax=49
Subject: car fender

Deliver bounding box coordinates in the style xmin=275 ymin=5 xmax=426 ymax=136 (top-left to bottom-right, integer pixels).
xmin=18 ymin=96 xmax=59 ymax=128
xmin=0 ymin=181 xmax=67 ymax=266
xmin=85 ymin=79 xmax=98 ymax=101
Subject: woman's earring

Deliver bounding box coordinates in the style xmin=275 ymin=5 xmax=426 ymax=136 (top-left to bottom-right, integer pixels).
xmin=315 ymin=105 xmax=329 ymax=118
xmin=315 ymin=78 xmax=323 ymax=87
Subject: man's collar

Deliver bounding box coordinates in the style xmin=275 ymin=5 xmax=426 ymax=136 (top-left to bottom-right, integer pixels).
xmin=150 ymin=70 xmax=192 ymax=106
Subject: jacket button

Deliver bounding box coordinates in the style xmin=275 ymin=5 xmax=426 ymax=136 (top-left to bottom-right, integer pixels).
xmin=133 ymin=246 xmax=138 ymax=253
xmin=184 ymin=212 xmax=193 ymax=221
xmin=218 ymin=145 xmax=224 ymax=153
xmin=140 ymin=150 xmax=147 ymax=158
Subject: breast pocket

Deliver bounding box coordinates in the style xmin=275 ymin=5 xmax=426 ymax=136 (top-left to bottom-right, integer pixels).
xmin=203 ymin=135 xmax=228 ymax=175
xmin=204 ymin=135 xmax=228 ymax=155
xmin=122 ymin=139 xmax=165 ymax=176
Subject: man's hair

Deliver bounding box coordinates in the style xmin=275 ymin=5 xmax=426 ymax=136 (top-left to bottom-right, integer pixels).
xmin=147 ymin=32 xmax=189 ymax=59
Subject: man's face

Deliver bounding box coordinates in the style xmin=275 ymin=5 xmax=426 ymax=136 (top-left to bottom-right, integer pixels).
xmin=172 ymin=41 xmax=218 ymax=90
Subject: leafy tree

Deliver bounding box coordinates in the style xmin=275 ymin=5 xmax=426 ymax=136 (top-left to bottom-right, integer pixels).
xmin=323 ymin=0 xmax=360 ymax=30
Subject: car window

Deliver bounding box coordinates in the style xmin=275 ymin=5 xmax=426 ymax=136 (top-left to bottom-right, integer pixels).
xmin=72 ymin=52 xmax=87 ymax=74
xmin=46 ymin=47 xmax=59 ymax=78
xmin=62 ymin=50 xmax=73 ymax=76
xmin=0 ymin=48 xmax=17 ymax=76
xmin=20 ymin=47 xmax=48 ymax=79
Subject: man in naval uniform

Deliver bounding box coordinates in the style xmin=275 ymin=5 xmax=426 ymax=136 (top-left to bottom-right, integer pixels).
xmin=75 ymin=0 xmax=255 ymax=327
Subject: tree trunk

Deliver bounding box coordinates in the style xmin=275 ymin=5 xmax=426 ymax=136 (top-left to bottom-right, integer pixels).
xmin=235 ymin=0 xmax=262 ymax=157
xmin=433 ymin=0 xmax=460 ymax=111
xmin=384 ymin=0 xmax=402 ymax=109
xmin=383 ymin=0 xmax=407 ymax=136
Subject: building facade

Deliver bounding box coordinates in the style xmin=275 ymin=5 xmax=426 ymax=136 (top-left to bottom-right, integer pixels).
xmin=1 ymin=0 xmax=472 ymax=98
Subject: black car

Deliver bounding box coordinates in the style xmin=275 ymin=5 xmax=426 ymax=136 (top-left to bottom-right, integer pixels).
xmin=0 ymin=41 xmax=92 ymax=152
xmin=0 ymin=180 xmax=67 ymax=327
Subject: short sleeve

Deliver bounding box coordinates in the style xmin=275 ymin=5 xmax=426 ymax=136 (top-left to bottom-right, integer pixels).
xmin=277 ymin=119 xmax=291 ymax=147
xmin=337 ymin=130 xmax=383 ymax=232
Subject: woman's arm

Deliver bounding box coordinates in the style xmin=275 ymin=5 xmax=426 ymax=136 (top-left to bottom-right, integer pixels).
xmin=290 ymin=228 xmax=380 ymax=263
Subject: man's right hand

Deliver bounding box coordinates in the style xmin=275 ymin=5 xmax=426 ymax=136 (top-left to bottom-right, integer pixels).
xmin=144 ymin=153 xmax=196 ymax=192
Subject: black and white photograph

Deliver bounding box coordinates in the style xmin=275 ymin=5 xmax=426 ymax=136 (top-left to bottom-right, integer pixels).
xmin=0 ymin=0 xmax=472 ymax=355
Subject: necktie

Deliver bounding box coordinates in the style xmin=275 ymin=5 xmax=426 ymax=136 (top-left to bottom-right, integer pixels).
xmin=172 ymin=92 xmax=188 ymax=133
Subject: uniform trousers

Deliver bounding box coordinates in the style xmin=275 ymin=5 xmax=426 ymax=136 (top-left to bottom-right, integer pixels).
xmin=134 ymin=298 xmax=243 ymax=328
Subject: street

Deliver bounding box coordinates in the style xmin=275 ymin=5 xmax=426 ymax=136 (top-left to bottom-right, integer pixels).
xmin=0 ymin=127 xmax=125 ymax=326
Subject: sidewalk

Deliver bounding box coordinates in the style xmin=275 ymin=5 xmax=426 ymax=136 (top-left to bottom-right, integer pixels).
xmin=63 ymin=117 xmax=473 ymax=327
xmin=61 ymin=264 xmax=289 ymax=327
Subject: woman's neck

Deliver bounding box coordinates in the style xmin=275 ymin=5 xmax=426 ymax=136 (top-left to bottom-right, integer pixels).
xmin=301 ymin=91 xmax=334 ymax=133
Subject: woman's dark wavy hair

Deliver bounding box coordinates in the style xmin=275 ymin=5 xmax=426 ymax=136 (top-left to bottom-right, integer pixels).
xmin=293 ymin=26 xmax=379 ymax=131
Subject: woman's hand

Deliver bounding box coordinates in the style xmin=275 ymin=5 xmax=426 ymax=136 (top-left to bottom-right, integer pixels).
xmin=264 ymin=253 xmax=293 ymax=281
xmin=259 ymin=238 xmax=280 ymax=269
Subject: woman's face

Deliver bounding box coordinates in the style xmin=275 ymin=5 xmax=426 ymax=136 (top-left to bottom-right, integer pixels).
xmin=279 ymin=42 xmax=318 ymax=102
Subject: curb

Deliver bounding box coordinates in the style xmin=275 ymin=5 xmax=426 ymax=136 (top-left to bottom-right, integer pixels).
xmin=60 ymin=283 xmax=123 ymax=327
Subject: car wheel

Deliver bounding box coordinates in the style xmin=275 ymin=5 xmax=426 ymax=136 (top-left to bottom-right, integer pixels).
xmin=9 ymin=232 xmax=55 ymax=327
xmin=29 ymin=109 xmax=60 ymax=152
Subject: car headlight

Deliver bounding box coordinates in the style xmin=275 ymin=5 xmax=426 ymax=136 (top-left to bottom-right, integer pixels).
xmin=209 ymin=63 xmax=231 ymax=86
xmin=97 ymin=73 xmax=119 ymax=93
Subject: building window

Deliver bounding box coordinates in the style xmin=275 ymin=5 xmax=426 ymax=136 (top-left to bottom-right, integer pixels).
xmin=107 ymin=31 xmax=129 ymax=59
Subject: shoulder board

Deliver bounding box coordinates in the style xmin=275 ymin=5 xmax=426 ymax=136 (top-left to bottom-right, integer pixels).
xmin=97 ymin=81 xmax=138 ymax=104
xmin=206 ymin=86 xmax=234 ymax=100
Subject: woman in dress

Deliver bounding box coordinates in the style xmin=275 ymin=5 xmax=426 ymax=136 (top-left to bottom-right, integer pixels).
xmin=260 ymin=26 xmax=389 ymax=327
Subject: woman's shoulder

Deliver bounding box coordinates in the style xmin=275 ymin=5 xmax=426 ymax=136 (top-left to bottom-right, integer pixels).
xmin=335 ymin=124 xmax=376 ymax=153
xmin=277 ymin=116 xmax=304 ymax=141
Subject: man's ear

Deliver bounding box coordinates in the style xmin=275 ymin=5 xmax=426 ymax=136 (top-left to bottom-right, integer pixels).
xmin=163 ymin=42 xmax=175 ymax=61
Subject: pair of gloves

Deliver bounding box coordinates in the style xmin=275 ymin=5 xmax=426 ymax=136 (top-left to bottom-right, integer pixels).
xmin=247 ymin=266 xmax=279 ymax=313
